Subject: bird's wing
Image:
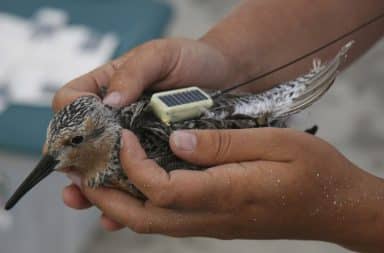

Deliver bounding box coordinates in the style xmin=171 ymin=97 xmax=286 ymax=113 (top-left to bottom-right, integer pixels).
xmin=204 ymin=41 xmax=353 ymax=122
xmin=271 ymin=41 xmax=353 ymax=118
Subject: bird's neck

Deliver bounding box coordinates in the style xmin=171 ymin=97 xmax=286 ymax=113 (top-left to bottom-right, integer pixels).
xmin=83 ymin=123 xmax=122 ymax=188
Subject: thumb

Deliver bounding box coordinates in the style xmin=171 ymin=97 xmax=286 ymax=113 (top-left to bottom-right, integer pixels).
xmin=102 ymin=39 xmax=181 ymax=107
xmin=169 ymin=128 xmax=298 ymax=166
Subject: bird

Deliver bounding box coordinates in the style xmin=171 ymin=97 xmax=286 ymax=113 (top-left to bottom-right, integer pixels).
xmin=4 ymin=42 xmax=353 ymax=210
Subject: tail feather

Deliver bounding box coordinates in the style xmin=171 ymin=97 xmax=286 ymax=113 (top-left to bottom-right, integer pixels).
xmin=204 ymin=42 xmax=354 ymax=122
xmin=272 ymin=41 xmax=354 ymax=118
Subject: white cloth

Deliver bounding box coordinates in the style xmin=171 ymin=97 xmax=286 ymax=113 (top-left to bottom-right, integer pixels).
xmin=0 ymin=8 xmax=119 ymax=110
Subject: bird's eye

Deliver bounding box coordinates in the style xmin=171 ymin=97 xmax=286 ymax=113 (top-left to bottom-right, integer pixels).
xmin=71 ymin=136 xmax=84 ymax=145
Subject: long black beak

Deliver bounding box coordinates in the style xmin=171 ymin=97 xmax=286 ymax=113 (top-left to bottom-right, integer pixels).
xmin=4 ymin=155 xmax=59 ymax=210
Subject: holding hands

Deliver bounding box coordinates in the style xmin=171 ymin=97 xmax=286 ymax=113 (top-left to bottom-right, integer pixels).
xmin=53 ymin=1 xmax=384 ymax=250
xmin=64 ymin=127 xmax=384 ymax=252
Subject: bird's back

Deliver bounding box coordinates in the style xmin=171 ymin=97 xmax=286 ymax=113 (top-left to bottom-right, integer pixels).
xmin=117 ymin=42 xmax=352 ymax=171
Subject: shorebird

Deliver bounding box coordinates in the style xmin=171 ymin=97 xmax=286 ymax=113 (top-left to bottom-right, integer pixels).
xmin=4 ymin=42 xmax=352 ymax=210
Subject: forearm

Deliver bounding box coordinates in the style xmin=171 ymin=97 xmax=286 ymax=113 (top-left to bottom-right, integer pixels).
xmin=200 ymin=0 xmax=384 ymax=92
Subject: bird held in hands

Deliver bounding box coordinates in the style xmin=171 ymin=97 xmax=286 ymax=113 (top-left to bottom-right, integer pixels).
xmin=4 ymin=42 xmax=353 ymax=210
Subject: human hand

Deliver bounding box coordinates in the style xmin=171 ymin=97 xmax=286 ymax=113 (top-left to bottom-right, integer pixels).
xmin=57 ymin=37 xmax=240 ymax=230
xmin=66 ymin=128 xmax=384 ymax=252
xmin=52 ymin=37 xmax=240 ymax=111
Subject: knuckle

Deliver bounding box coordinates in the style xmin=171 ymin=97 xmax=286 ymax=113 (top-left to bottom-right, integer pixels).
xmin=279 ymin=128 xmax=308 ymax=150
xmin=268 ymin=128 xmax=312 ymax=161
xmin=108 ymin=59 xmax=122 ymax=72
xmin=261 ymin=128 xmax=298 ymax=159
xmin=88 ymin=72 xmax=103 ymax=88
xmin=149 ymin=39 xmax=172 ymax=51
xmin=211 ymin=130 xmax=232 ymax=163
xmin=140 ymin=39 xmax=179 ymax=65
xmin=137 ymin=39 xmax=170 ymax=55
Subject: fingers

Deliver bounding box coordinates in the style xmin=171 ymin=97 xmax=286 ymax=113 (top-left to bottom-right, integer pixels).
xmin=82 ymin=185 xmax=148 ymax=229
xmin=53 ymin=39 xmax=182 ymax=110
xmin=62 ymin=184 xmax=124 ymax=231
xmin=102 ymin=38 xmax=239 ymax=108
xmin=62 ymin=184 xmax=92 ymax=209
xmin=52 ymin=57 xmax=125 ymax=112
xmin=100 ymin=214 xmax=125 ymax=231
xmin=119 ymin=130 xmax=233 ymax=210
xmin=82 ymin=184 xmax=226 ymax=237
xmin=53 ymin=38 xmax=234 ymax=112
xmin=52 ymin=87 xmax=96 ymax=113
xmin=170 ymin=128 xmax=302 ymax=166
xmin=103 ymin=40 xmax=181 ymax=107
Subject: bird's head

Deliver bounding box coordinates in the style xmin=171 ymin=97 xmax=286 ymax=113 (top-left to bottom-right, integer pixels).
xmin=5 ymin=96 xmax=121 ymax=210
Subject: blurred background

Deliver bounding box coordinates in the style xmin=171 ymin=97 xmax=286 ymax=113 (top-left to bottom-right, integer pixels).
xmin=0 ymin=0 xmax=383 ymax=252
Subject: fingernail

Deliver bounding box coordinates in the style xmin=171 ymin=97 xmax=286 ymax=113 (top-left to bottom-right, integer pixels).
xmin=172 ymin=131 xmax=197 ymax=151
xmin=103 ymin=92 xmax=122 ymax=107
xmin=67 ymin=172 xmax=82 ymax=188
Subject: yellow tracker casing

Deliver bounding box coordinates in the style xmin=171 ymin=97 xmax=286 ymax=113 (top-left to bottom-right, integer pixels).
xmin=149 ymin=87 xmax=213 ymax=124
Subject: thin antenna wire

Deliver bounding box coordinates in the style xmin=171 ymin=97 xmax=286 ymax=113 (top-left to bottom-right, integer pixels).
xmin=212 ymin=12 xmax=384 ymax=99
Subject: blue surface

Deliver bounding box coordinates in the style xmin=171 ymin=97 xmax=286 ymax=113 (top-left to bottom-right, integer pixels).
xmin=0 ymin=0 xmax=172 ymax=153
xmin=0 ymin=105 xmax=52 ymax=153
xmin=1 ymin=0 xmax=173 ymax=57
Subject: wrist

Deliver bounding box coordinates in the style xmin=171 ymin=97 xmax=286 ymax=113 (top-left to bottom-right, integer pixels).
xmin=198 ymin=35 xmax=249 ymax=89
xmin=323 ymin=167 xmax=384 ymax=252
